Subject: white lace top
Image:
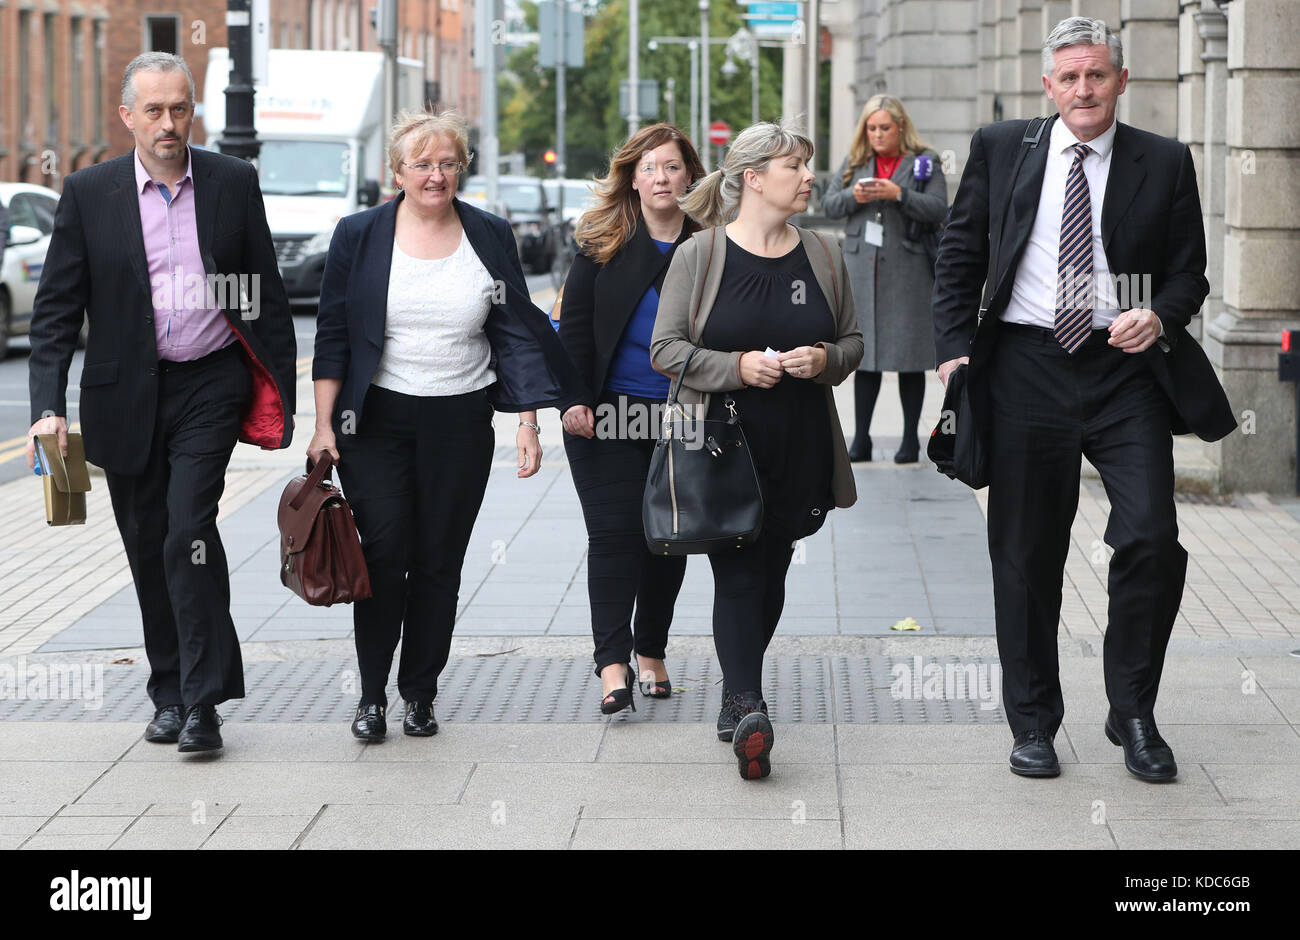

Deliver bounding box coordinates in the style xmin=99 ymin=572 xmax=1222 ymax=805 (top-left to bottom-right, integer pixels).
xmin=371 ymin=231 xmax=497 ymax=396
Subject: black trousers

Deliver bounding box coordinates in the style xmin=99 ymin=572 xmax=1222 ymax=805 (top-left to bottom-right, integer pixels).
xmin=104 ymin=343 xmax=251 ymax=707
xmin=985 ymin=324 xmax=1186 ymax=737
xmin=564 ymin=394 xmax=687 ymax=675
xmin=336 ymin=385 xmax=494 ymax=705
xmin=708 ymin=517 xmax=800 ymax=693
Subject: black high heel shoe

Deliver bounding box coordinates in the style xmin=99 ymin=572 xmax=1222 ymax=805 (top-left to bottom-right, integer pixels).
xmin=893 ymin=437 xmax=920 ymax=464
xmin=599 ymin=663 xmax=637 ymax=715
xmin=639 ymin=670 xmax=672 ymax=699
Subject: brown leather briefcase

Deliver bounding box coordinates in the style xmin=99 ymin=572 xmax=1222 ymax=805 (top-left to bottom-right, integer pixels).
xmin=277 ymin=455 xmax=371 ymax=606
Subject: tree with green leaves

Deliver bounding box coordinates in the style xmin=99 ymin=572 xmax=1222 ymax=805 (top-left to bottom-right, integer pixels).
xmin=499 ymin=0 xmax=787 ymax=180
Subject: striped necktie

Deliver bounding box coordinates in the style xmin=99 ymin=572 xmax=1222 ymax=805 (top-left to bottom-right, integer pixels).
xmin=1054 ymin=143 xmax=1094 ymax=353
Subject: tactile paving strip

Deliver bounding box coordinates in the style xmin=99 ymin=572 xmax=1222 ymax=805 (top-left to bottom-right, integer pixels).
xmin=0 ymin=656 xmax=1006 ymax=724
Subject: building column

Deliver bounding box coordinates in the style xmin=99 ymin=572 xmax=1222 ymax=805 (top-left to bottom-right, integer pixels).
xmin=1204 ymin=0 xmax=1300 ymax=492
xmin=825 ymin=0 xmax=858 ymax=171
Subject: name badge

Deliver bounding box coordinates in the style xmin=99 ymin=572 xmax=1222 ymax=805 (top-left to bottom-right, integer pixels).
xmin=864 ymin=220 xmax=884 ymax=247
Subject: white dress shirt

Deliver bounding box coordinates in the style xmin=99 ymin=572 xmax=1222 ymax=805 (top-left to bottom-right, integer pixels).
xmin=1003 ymin=118 xmax=1120 ymax=330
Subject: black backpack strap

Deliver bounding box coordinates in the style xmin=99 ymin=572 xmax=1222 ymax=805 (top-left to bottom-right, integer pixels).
xmin=979 ymin=115 xmax=1051 ymax=320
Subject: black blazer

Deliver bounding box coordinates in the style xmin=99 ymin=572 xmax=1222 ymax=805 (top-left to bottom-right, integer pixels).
xmin=312 ymin=192 xmax=586 ymax=431
xmin=28 ymin=148 xmax=298 ymax=475
xmin=557 ymin=219 xmax=696 ymax=411
xmin=932 ymin=115 xmax=1235 ymax=443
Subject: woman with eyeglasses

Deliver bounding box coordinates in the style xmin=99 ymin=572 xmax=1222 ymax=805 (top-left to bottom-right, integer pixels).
xmin=310 ymin=110 xmax=585 ymax=742
xmin=556 ymin=123 xmax=705 ymax=716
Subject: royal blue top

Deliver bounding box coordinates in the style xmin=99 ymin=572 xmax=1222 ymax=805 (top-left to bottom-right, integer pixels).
xmin=604 ymin=237 xmax=674 ymax=398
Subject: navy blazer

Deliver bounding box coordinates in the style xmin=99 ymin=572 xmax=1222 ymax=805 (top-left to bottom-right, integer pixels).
xmin=312 ymin=192 xmax=587 ymax=431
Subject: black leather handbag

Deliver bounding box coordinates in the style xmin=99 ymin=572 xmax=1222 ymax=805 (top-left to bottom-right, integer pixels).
xmin=643 ymin=348 xmax=764 ymax=555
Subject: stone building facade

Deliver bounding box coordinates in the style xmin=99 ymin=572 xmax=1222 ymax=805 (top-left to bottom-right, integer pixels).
xmin=820 ymin=0 xmax=1298 ymax=494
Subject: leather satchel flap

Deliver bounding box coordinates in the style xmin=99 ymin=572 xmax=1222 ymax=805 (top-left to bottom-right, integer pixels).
xmin=37 ymin=433 xmax=92 ymax=495
xmin=277 ymin=475 xmax=341 ymax=555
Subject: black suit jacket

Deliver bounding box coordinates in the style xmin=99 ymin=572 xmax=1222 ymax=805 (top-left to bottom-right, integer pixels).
xmin=557 ymin=219 xmax=697 ymax=411
xmin=312 ymin=192 xmax=585 ymax=432
xmin=28 ymin=147 xmax=298 ymax=475
xmin=932 ymin=116 xmax=1236 ymax=443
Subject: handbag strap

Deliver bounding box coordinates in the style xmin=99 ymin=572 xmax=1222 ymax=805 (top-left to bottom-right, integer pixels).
xmin=289 ymin=454 xmax=334 ymax=512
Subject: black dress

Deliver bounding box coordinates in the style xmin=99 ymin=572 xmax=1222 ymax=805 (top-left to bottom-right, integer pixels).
xmin=699 ymin=237 xmax=837 ymax=539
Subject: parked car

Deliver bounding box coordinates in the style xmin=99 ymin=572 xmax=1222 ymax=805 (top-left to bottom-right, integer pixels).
xmin=1 ymin=182 xmax=62 ymax=355
xmin=542 ymin=178 xmax=597 ymax=231
xmin=463 ymin=175 xmax=559 ymax=274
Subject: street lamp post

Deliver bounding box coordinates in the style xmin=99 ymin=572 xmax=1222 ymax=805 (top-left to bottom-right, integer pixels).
xmin=218 ymin=0 xmax=260 ymax=161
xmin=700 ymin=0 xmax=710 ymax=171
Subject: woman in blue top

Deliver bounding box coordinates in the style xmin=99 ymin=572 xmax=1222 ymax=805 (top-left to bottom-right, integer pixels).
xmin=557 ymin=123 xmax=705 ymax=715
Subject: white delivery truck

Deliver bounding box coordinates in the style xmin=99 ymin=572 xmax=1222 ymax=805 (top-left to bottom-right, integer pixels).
xmin=202 ymin=48 xmax=424 ymax=307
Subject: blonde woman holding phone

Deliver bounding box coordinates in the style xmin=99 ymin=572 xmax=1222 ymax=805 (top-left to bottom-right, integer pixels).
xmin=822 ymin=95 xmax=947 ymax=464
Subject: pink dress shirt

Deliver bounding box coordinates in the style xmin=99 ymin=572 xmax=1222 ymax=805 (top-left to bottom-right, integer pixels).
xmin=135 ymin=147 xmax=235 ymax=361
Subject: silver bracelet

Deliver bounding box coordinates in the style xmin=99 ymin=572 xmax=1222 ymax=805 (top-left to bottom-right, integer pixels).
xmin=518 ymin=420 xmax=541 ymax=434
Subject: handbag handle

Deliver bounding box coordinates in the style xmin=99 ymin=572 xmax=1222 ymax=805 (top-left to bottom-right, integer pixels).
xmin=666 ymin=346 xmax=701 ymax=408
xmin=289 ymin=453 xmax=334 ymax=512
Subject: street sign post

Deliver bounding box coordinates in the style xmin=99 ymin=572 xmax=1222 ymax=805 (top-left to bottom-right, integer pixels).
xmin=708 ymin=120 xmax=731 ymax=146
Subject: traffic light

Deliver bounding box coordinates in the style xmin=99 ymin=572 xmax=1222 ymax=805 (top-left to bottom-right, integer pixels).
xmin=543 ymin=149 xmax=558 ymax=165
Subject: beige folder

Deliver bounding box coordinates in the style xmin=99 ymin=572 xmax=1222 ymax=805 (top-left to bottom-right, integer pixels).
xmin=35 ymin=433 xmax=92 ymax=526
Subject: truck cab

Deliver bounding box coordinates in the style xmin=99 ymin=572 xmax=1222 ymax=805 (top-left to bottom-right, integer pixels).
xmin=201 ymin=48 xmax=423 ymax=309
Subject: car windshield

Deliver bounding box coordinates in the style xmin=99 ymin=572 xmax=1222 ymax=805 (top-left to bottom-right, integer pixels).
xmin=498 ymin=181 xmax=542 ymax=213
xmin=257 ymin=140 xmax=350 ymax=196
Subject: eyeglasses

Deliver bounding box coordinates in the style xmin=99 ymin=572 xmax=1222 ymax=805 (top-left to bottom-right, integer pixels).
xmin=402 ymin=161 xmax=462 ymax=177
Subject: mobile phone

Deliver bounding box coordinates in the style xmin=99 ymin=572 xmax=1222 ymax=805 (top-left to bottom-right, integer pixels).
xmin=856 ymin=177 xmax=878 ymax=186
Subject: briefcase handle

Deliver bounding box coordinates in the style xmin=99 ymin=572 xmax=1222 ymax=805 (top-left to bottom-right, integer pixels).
xmin=289 ymin=454 xmax=335 ymax=512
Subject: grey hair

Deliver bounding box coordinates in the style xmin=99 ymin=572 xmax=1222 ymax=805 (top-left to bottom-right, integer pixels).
xmin=678 ymin=119 xmax=814 ymax=227
xmin=121 ymin=52 xmax=195 ymax=108
xmin=1042 ymin=16 xmax=1124 ymax=75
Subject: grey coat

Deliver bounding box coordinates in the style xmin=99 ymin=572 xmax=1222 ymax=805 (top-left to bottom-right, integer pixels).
xmin=821 ymin=150 xmax=948 ymax=372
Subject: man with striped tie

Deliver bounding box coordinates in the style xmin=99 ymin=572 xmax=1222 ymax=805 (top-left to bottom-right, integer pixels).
xmin=931 ymin=17 xmax=1236 ymax=782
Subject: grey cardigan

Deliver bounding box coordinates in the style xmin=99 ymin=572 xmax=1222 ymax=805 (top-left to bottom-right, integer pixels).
xmin=649 ymin=225 xmax=865 ymax=509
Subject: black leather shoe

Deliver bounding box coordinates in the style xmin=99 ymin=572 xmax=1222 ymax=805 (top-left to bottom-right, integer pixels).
xmin=144 ymin=704 xmax=184 ymax=744
xmin=1105 ymin=711 xmax=1177 ymax=782
xmin=351 ymin=703 xmax=387 ymax=742
xmin=177 ymin=705 xmax=223 ymax=752
xmin=717 ymin=686 xmax=767 ymax=742
xmin=1009 ymin=730 xmax=1060 ymax=777
xmin=403 ymin=700 xmax=438 ymax=736
xmin=848 ymin=436 xmax=873 ymax=462
xmin=732 ymin=692 xmax=774 ymax=780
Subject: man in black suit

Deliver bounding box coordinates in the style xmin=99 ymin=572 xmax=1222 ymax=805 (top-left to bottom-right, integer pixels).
xmin=26 ymin=52 xmax=296 ymax=752
xmin=932 ymin=17 xmax=1235 ymax=781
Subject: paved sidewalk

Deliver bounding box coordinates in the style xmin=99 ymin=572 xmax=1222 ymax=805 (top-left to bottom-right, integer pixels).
xmin=1 ymin=340 xmax=1298 ymax=849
